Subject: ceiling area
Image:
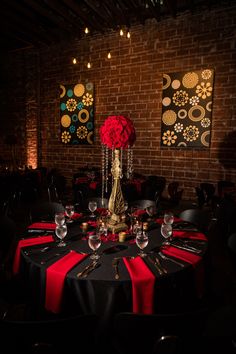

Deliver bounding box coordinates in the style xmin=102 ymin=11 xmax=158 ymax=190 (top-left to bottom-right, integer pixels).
xmin=0 ymin=0 xmax=228 ymax=52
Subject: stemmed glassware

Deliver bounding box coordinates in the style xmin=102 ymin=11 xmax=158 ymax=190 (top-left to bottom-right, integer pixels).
xmin=135 ymin=229 xmax=149 ymax=257
xmin=55 ymin=224 xmax=68 ymax=247
xmin=55 ymin=211 xmax=66 ymax=226
xmin=161 ymin=223 xmax=173 ymax=246
xmin=88 ymin=233 xmax=101 ymax=260
xmin=164 ymin=210 xmax=174 ymax=225
xmin=88 ymin=201 xmax=97 ymax=218
xmin=65 ymin=204 xmax=75 ymax=223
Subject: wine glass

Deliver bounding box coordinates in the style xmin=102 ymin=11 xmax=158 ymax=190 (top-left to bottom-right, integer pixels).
xmin=161 ymin=223 xmax=173 ymax=246
xmin=88 ymin=201 xmax=97 ymax=217
xmin=88 ymin=233 xmax=101 ymax=260
xmin=124 ymin=201 xmax=129 ymax=212
xmin=55 ymin=224 xmax=67 ymax=247
xmin=164 ymin=210 xmax=174 ymax=225
xmin=146 ymin=205 xmax=157 ymax=220
xmin=136 ymin=230 xmax=149 ymax=257
xmin=55 ymin=212 xmax=65 ymax=226
xmin=65 ymin=204 xmax=75 ymax=223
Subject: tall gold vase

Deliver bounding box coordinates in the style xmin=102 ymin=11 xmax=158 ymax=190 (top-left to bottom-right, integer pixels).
xmin=107 ymin=148 xmax=128 ymax=233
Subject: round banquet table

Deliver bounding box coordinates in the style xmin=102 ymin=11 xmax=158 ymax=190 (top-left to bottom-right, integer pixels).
xmin=18 ymin=216 xmax=208 ymax=326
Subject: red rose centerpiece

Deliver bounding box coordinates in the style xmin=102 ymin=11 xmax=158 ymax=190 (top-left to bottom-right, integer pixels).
xmin=100 ymin=115 xmax=136 ymax=233
xmin=100 ymin=115 xmax=136 ymax=149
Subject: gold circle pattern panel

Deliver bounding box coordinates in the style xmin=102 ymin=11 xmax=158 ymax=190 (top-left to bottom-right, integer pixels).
xmin=161 ymin=69 xmax=214 ymax=148
xmin=59 ymin=82 xmax=94 ymax=145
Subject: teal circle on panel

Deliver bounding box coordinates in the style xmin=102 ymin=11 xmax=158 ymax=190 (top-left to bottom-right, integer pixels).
xmin=87 ymin=122 xmax=93 ymax=130
xmin=77 ymin=102 xmax=84 ymax=110
xmin=60 ymin=102 xmax=66 ymax=111
xmin=90 ymin=109 xmax=94 ymax=117
xmin=69 ymin=125 xmax=76 ymax=133
xmin=72 ymin=114 xmax=78 ymax=122
xmin=67 ymin=89 xmax=73 ymax=97
xmin=72 ymin=140 xmax=79 ymax=144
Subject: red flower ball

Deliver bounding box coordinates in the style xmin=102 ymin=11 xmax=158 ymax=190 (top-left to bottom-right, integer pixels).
xmin=100 ymin=115 xmax=136 ymax=149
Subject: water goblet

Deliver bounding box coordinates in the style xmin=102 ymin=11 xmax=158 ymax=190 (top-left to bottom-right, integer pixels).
xmin=161 ymin=223 xmax=173 ymax=246
xmin=65 ymin=204 xmax=75 ymax=223
xmin=88 ymin=201 xmax=97 ymax=218
xmin=55 ymin=212 xmax=65 ymax=226
xmin=88 ymin=233 xmax=101 ymax=260
xmin=135 ymin=230 xmax=149 ymax=257
xmin=55 ymin=224 xmax=67 ymax=247
xmin=164 ymin=210 xmax=174 ymax=225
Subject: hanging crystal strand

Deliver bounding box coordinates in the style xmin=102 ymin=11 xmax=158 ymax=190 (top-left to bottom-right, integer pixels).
xmin=130 ymin=147 xmax=133 ymax=179
xmin=120 ymin=148 xmax=123 ymax=179
xmin=101 ymin=145 xmax=105 ymax=201
xmin=105 ymin=146 xmax=109 ymax=194
xmin=111 ymin=147 xmax=114 ymax=188
xmin=127 ymin=146 xmax=130 ymax=179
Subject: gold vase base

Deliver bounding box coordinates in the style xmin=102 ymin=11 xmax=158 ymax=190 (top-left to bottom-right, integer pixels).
xmin=107 ymin=221 xmax=128 ymax=234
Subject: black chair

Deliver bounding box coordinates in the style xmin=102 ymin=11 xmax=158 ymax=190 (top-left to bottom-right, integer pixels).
xmin=167 ymin=181 xmax=184 ymax=206
xmin=130 ymin=199 xmax=157 ymax=210
xmin=0 ymin=215 xmax=16 ymax=265
xmin=29 ymin=201 xmax=65 ymax=223
xmin=200 ymin=183 xmax=215 ymax=206
xmin=0 ymin=313 xmax=99 ymax=354
xmin=178 ymin=208 xmax=212 ymax=233
xmin=112 ymin=308 xmax=209 ymax=354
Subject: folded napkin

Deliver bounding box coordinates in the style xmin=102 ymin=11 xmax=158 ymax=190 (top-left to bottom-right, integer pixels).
xmin=133 ymin=209 xmax=146 ymax=217
xmin=45 ymin=251 xmax=88 ymax=313
xmin=123 ymin=256 xmax=155 ymax=314
xmin=71 ymin=212 xmax=82 ymax=220
xmin=13 ymin=235 xmax=54 ymax=275
xmin=96 ymin=208 xmax=108 ymax=215
xmin=162 ymin=245 xmax=204 ymax=298
xmin=28 ymin=222 xmax=56 ymax=230
xmin=89 ymin=181 xmax=98 ymax=190
xmin=172 ymin=230 xmax=207 ymax=241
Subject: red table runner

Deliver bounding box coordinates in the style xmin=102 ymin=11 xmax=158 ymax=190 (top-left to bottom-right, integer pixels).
xmin=13 ymin=235 xmax=54 ymax=275
xmin=123 ymin=256 xmax=155 ymax=314
xmin=45 ymin=251 xmax=88 ymax=313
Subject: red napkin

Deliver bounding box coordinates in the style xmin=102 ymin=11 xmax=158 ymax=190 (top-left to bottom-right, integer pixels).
xmin=28 ymin=222 xmax=56 ymax=230
xmin=172 ymin=230 xmax=207 ymax=241
xmin=71 ymin=212 xmax=82 ymax=220
xmin=45 ymin=251 xmax=88 ymax=313
xmin=89 ymin=181 xmax=98 ymax=190
xmin=13 ymin=235 xmax=54 ymax=275
xmin=75 ymin=177 xmax=88 ymax=184
xmin=133 ymin=209 xmax=146 ymax=217
xmin=162 ymin=245 xmax=204 ymax=298
xmin=123 ymin=256 xmax=155 ymax=314
xmin=96 ymin=208 xmax=108 ymax=214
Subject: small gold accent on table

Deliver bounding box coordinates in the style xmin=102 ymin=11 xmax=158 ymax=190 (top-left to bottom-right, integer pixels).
xmin=119 ymin=232 xmax=127 ymax=242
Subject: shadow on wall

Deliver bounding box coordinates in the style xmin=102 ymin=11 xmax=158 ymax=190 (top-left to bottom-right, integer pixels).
xmin=218 ymin=130 xmax=236 ymax=170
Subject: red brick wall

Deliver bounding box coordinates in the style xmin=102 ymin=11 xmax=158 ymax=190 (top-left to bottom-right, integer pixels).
xmin=1 ymin=2 xmax=236 ymax=200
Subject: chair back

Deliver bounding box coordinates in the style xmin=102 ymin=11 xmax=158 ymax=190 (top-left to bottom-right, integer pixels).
xmin=0 ymin=313 xmax=98 ymax=354
xmin=130 ymin=199 xmax=156 ymax=210
xmin=179 ymin=208 xmax=212 ymax=233
xmin=112 ymin=308 xmax=208 ymax=354
xmin=29 ymin=201 xmax=65 ymax=223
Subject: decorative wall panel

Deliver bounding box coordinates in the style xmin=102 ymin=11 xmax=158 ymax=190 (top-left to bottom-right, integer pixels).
xmin=59 ymin=82 xmax=94 ymax=145
xmin=161 ymin=69 xmax=214 ymax=148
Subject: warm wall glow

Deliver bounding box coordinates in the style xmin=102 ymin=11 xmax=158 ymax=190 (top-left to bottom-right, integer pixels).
xmin=26 ymin=135 xmax=37 ymax=169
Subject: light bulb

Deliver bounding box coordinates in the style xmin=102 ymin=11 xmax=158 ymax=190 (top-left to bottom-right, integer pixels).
xmin=85 ymin=27 xmax=89 ymax=34
xmin=107 ymin=51 xmax=111 ymax=59
xmin=127 ymin=30 xmax=131 ymax=39
xmin=87 ymin=62 xmax=91 ymax=69
xmin=72 ymin=58 xmax=77 ymax=64
xmin=119 ymin=28 xmax=124 ymax=36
